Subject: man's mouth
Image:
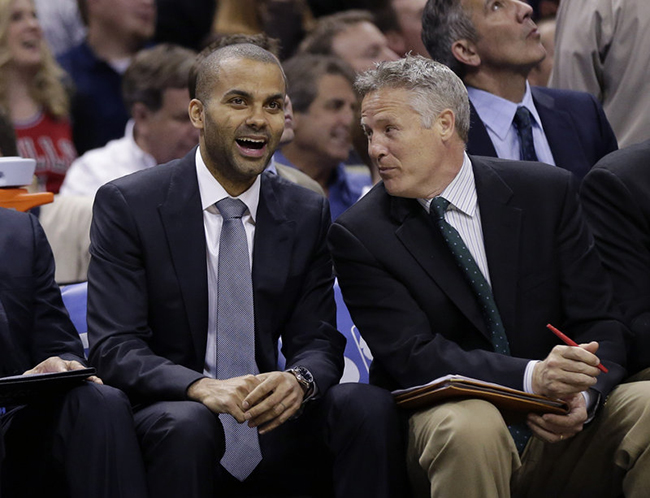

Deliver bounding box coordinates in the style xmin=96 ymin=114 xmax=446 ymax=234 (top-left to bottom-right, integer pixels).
xmin=236 ymin=137 xmax=268 ymax=158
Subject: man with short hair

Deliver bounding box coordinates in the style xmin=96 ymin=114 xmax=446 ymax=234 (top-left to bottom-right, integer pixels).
xmin=328 ymin=55 xmax=650 ymax=498
xmin=421 ymin=0 xmax=617 ymax=180
xmin=277 ymin=54 xmax=370 ymax=220
xmin=58 ymin=0 xmax=156 ymax=154
xmin=88 ymin=43 xmax=407 ymax=498
xmin=299 ymin=10 xmax=399 ymax=73
xmin=60 ymin=43 xmax=198 ymax=198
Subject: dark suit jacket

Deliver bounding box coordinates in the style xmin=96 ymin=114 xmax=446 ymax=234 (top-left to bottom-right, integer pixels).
xmin=467 ymin=87 xmax=618 ymax=180
xmin=0 ymin=208 xmax=85 ymax=377
xmin=328 ymin=155 xmax=628 ymax=401
xmin=581 ymin=140 xmax=650 ymax=373
xmin=87 ymin=149 xmax=345 ymax=405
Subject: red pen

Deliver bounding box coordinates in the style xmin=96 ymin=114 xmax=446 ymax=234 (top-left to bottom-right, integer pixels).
xmin=546 ymin=323 xmax=608 ymax=373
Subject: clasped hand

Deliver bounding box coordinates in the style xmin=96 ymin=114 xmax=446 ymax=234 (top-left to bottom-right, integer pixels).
xmin=187 ymin=371 xmax=304 ymax=434
xmin=527 ymin=341 xmax=602 ymax=443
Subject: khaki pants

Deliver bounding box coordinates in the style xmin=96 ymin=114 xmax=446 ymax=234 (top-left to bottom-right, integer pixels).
xmin=408 ymin=379 xmax=650 ymax=498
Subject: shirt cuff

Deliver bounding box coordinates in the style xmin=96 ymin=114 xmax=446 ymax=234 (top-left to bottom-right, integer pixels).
xmin=523 ymin=360 xmax=539 ymax=393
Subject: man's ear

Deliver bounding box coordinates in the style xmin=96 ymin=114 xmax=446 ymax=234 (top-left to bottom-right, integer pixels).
xmin=451 ymin=39 xmax=481 ymax=67
xmin=188 ymin=99 xmax=204 ymax=130
xmin=436 ymin=109 xmax=456 ymax=142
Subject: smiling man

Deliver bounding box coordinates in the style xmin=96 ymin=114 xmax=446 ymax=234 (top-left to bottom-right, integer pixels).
xmin=328 ymin=55 xmax=650 ymax=498
xmin=276 ymin=54 xmax=371 ymax=220
xmin=87 ymin=43 xmax=407 ymax=498
xmin=421 ymin=0 xmax=617 ymax=180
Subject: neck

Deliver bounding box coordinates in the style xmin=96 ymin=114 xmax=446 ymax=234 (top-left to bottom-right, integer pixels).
xmin=5 ymin=68 xmax=41 ymax=121
xmin=281 ymin=143 xmax=339 ymax=193
xmin=464 ymin=67 xmax=529 ymax=103
xmin=87 ymin=24 xmax=141 ymax=62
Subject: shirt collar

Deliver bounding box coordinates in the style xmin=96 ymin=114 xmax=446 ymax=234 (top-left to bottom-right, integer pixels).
xmin=467 ymin=81 xmax=541 ymax=140
xmin=195 ymin=147 xmax=260 ymax=222
xmin=126 ymin=119 xmax=157 ymax=170
xmin=418 ymin=152 xmax=477 ymax=216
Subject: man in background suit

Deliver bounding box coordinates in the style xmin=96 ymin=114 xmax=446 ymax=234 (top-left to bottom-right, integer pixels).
xmin=328 ymin=55 xmax=650 ymax=497
xmin=421 ymin=0 xmax=617 ymax=180
xmin=580 ymin=140 xmax=650 ymax=375
xmin=88 ymin=43 xmax=406 ymax=497
xmin=0 ymin=207 xmax=146 ymax=498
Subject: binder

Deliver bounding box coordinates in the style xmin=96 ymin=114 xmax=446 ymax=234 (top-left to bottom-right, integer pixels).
xmin=0 ymin=368 xmax=96 ymax=404
xmin=393 ymin=375 xmax=569 ymax=422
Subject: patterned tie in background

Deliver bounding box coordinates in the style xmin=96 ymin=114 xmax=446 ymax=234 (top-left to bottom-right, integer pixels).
xmin=429 ymin=197 xmax=531 ymax=453
xmin=513 ymin=106 xmax=539 ymax=162
xmin=215 ymin=197 xmax=262 ymax=481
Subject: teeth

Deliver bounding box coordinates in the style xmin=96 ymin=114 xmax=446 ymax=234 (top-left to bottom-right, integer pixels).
xmin=239 ymin=138 xmax=265 ymax=144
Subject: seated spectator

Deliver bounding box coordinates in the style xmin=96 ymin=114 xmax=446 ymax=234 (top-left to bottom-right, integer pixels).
xmin=580 ymin=141 xmax=650 ymax=375
xmin=58 ymin=0 xmax=156 ymax=154
xmin=277 ymin=54 xmax=370 ymax=220
xmin=60 ymin=43 xmax=197 ymax=198
xmin=422 ymin=0 xmax=617 ymax=181
xmin=0 ymin=0 xmax=77 ymax=193
xmin=298 ymin=9 xmax=399 ymax=73
xmin=0 ymin=205 xmax=147 ymax=497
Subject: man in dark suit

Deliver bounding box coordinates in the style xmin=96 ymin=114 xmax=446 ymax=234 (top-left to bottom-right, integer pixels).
xmin=580 ymin=140 xmax=650 ymax=375
xmin=87 ymin=43 xmax=406 ymax=498
xmin=421 ymin=0 xmax=617 ymax=180
xmin=0 ymin=207 xmax=147 ymax=498
xmin=328 ymin=55 xmax=650 ymax=497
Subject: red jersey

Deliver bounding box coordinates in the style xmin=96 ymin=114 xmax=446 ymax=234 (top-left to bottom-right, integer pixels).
xmin=15 ymin=110 xmax=78 ymax=193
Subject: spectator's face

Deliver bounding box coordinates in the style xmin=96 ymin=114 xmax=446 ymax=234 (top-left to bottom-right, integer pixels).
xmin=292 ymin=74 xmax=357 ymax=166
xmin=136 ymin=87 xmax=198 ymax=165
xmin=93 ymin=0 xmax=156 ymax=43
xmin=331 ymin=21 xmax=400 ymax=73
xmin=189 ymin=58 xmax=285 ymax=194
xmin=391 ymin=0 xmax=428 ymax=56
xmin=459 ymin=0 xmax=546 ymax=72
xmin=361 ymin=87 xmax=447 ymax=199
xmin=6 ymin=0 xmax=43 ymax=69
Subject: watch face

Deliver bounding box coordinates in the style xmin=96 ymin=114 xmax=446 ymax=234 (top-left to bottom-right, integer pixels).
xmin=296 ymin=366 xmax=313 ymax=384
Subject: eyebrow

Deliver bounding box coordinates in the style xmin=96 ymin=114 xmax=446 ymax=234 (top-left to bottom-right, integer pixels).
xmin=222 ymin=89 xmax=284 ymax=103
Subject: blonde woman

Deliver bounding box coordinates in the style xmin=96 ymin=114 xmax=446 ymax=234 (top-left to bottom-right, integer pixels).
xmin=0 ymin=0 xmax=77 ymax=192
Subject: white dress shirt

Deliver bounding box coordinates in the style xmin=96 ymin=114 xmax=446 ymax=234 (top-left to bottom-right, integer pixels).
xmin=195 ymin=147 xmax=261 ymax=378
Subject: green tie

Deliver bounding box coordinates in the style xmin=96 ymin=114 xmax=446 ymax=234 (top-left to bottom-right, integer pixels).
xmin=429 ymin=197 xmax=530 ymax=453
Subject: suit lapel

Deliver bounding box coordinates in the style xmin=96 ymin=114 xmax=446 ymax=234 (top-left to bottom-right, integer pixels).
xmin=532 ymin=87 xmax=587 ymax=174
xmin=391 ymin=196 xmax=489 ymax=338
xmin=472 ymin=157 xmax=521 ymax=337
xmin=158 ymin=152 xmax=209 ymax=362
xmin=467 ymin=100 xmax=498 ymax=158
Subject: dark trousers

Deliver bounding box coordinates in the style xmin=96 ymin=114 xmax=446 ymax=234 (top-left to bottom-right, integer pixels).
xmin=135 ymin=383 xmax=410 ymax=498
xmin=0 ymin=382 xmax=148 ymax=498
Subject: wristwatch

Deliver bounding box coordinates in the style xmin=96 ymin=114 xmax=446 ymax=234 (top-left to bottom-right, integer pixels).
xmin=286 ymin=366 xmax=315 ymax=400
